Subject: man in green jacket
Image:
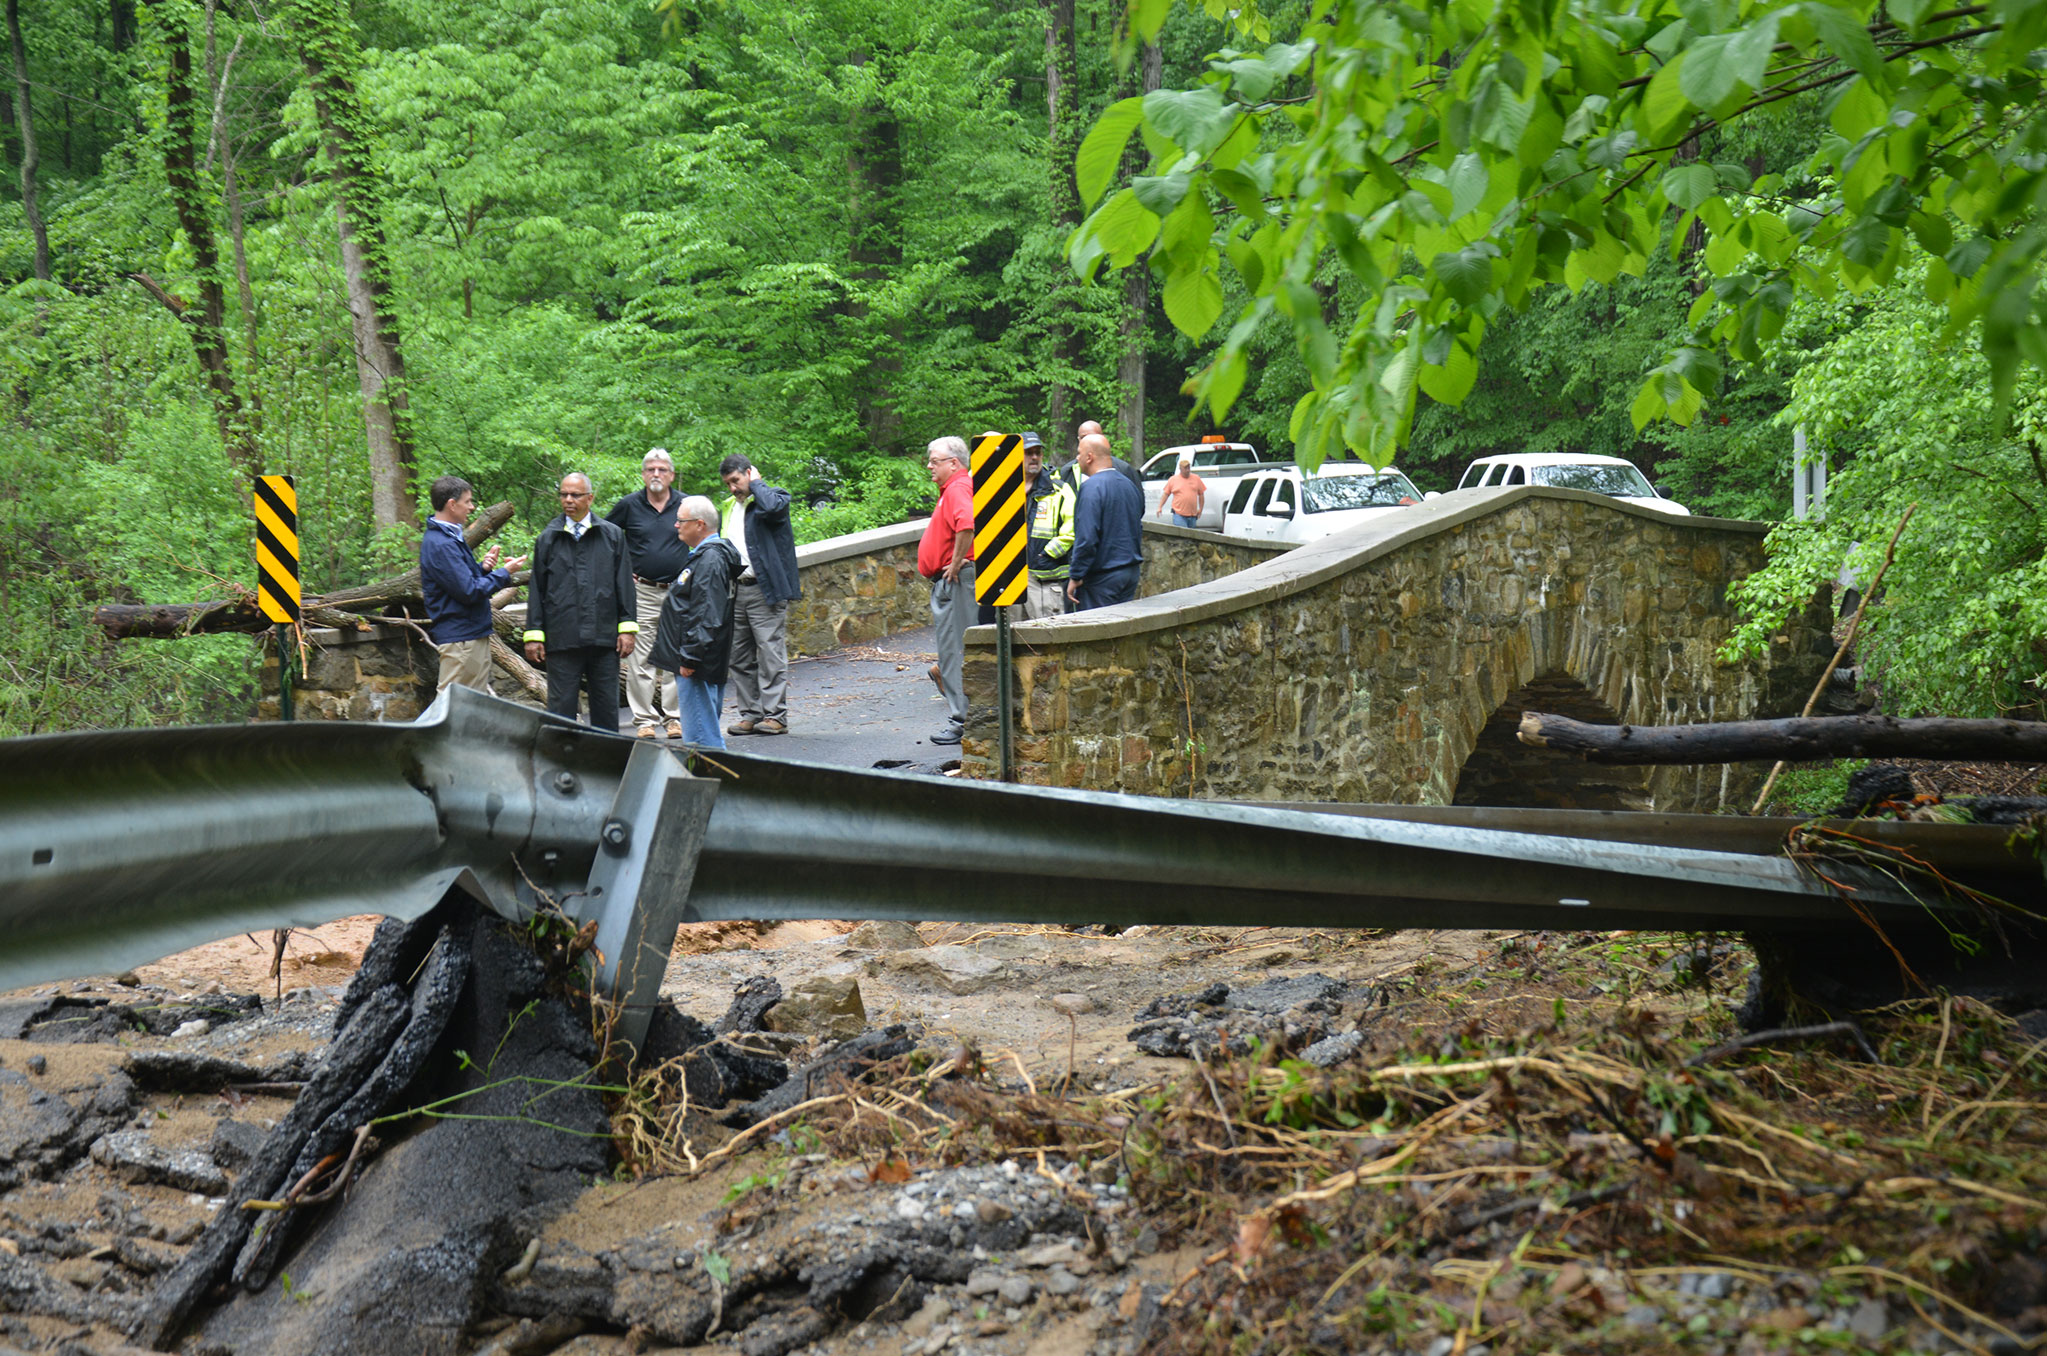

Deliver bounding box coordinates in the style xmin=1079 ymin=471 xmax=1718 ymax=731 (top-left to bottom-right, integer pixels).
xmin=1022 ymin=433 xmax=1075 ymax=619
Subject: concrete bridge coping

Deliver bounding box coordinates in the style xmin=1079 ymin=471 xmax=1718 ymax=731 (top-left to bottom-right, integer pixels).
xmin=793 ymin=519 xmax=927 ymax=569
xmin=965 ymin=485 xmax=1767 ymax=647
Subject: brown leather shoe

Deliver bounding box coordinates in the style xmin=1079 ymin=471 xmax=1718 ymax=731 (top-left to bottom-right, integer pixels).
xmin=755 ymin=718 xmax=786 ymax=736
xmin=666 ymin=720 xmax=683 ymax=740
xmin=727 ymin=718 xmax=758 ymax=736
xmin=635 ymin=726 xmax=659 ymax=739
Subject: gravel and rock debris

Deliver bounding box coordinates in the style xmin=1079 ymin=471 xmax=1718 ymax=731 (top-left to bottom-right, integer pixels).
xmin=0 ymin=921 xmax=2040 ymax=1356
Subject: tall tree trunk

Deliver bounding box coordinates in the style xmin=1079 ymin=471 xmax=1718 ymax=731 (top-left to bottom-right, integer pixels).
xmin=281 ymin=0 xmax=416 ymax=529
xmin=847 ymin=49 xmax=904 ymax=454
xmin=1116 ymin=42 xmax=1161 ymax=460
xmin=149 ymin=26 xmax=257 ymax=478
xmin=109 ymin=0 xmax=135 ymax=52
xmin=5 ymin=0 xmax=50 ymax=283
xmin=206 ymin=24 xmax=263 ymax=436
xmin=1044 ymin=0 xmax=1079 ymax=445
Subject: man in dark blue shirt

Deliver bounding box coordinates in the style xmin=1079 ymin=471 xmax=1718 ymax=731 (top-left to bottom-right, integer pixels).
xmin=419 ymin=475 xmax=525 ymax=693
xmin=1066 ymin=433 xmax=1144 ymax=611
xmin=605 ymin=448 xmax=688 ymax=739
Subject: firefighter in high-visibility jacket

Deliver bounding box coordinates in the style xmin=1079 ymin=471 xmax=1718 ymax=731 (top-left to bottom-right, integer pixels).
xmin=1021 ymin=432 xmax=1076 ymax=619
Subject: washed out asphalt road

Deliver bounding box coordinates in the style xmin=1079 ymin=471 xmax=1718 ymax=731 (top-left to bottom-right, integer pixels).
xmin=622 ymin=625 xmax=962 ymax=769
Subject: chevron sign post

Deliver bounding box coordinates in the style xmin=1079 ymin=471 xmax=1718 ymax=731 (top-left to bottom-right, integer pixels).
xmin=971 ymin=433 xmax=1026 ymax=781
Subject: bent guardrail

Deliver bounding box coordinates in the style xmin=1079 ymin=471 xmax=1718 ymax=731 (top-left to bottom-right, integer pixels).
xmin=0 ymin=686 xmax=1989 ymax=1049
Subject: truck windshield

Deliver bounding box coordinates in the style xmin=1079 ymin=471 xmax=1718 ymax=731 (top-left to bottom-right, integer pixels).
xmin=1302 ymin=473 xmax=1423 ymax=512
xmin=1534 ymin=463 xmax=1654 ymax=497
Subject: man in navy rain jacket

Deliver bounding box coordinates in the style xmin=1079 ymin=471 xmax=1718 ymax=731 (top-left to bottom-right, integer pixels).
xmin=420 ymin=475 xmax=525 ymax=692
xmin=1066 ymin=433 xmax=1144 ymax=610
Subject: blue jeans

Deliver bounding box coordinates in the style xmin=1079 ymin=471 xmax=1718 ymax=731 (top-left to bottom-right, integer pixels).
xmin=677 ymin=677 xmax=726 ymax=749
xmin=1172 ymin=513 xmax=1199 ymax=527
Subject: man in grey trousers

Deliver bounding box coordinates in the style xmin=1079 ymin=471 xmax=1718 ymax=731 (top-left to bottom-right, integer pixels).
xmin=717 ymin=454 xmax=801 ymax=736
xmin=917 ymin=436 xmax=977 ymax=744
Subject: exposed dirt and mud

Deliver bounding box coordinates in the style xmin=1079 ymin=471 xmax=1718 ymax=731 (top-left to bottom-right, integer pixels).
xmin=2 ymin=915 xmax=2043 ymax=1356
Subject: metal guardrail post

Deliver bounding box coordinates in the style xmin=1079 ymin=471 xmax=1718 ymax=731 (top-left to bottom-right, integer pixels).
xmin=576 ymin=743 xmax=719 ymax=1055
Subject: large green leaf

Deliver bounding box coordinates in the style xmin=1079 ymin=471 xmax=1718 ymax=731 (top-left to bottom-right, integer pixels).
xmin=1803 ymin=1 xmax=1884 ymax=83
xmin=1417 ymin=340 xmax=1478 ymax=405
xmin=1143 ymin=87 xmax=1239 ymax=158
xmin=1679 ymin=34 xmax=1741 ymax=110
xmin=1642 ymin=57 xmax=1692 ymax=142
xmin=1661 ymin=163 xmax=1717 ymax=210
xmin=1076 ymin=98 xmax=1146 ymax=213
xmin=1162 ymin=255 xmax=1224 ymax=337
xmin=1432 ymin=243 xmax=1498 ymax=305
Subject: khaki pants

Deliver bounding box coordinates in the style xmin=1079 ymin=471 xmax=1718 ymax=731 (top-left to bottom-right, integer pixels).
xmin=625 ymin=578 xmax=679 ymax=730
xmin=435 ymin=637 xmax=492 ymax=692
xmin=1025 ymin=578 xmax=1068 ymax=620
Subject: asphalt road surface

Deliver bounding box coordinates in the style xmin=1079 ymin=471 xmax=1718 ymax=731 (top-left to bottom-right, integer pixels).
xmin=624 ymin=626 xmax=960 ymax=771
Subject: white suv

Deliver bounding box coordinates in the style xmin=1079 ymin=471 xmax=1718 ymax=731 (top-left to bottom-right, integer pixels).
xmin=1222 ymin=463 xmax=1426 ymax=544
xmin=1455 ymin=453 xmax=1690 ymax=515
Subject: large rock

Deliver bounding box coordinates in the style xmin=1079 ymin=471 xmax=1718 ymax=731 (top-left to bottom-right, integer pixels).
xmin=0 ymin=1047 xmax=136 ymax=1189
xmin=764 ymin=977 xmax=866 ymax=1042
xmin=865 ymin=946 xmax=1010 ymax=995
xmin=843 ymin=920 xmax=925 ymax=952
xmin=90 ymin=1130 xmax=231 ymax=1196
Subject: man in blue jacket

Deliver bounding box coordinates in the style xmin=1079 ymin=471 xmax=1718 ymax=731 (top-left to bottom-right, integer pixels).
xmin=420 ymin=475 xmax=525 ymax=692
xmin=717 ymin=455 xmax=802 ymax=736
xmin=1066 ymin=433 xmax=1144 ymax=610
xmin=522 ymin=472 xmax=638 ymax=730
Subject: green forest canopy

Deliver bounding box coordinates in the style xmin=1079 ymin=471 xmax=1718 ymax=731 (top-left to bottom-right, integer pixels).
xmin=2 ymin=0 xmax=2043 ymax=733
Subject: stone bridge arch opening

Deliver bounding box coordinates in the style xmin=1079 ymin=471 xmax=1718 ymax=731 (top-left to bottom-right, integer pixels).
xmin=1453 ymin=674 xmax=1652 ymax=811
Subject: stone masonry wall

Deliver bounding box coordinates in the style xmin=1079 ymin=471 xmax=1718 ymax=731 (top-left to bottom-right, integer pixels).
xmin=787 ymin=522 xmax=928 ymax=655
xmin=258 ymin=623 xmax=441 ymax=723
xmin=1136 ymin=523 xmax=1290 ymax=597
xmin=958 ymin=488 xmax=1831 ymax=814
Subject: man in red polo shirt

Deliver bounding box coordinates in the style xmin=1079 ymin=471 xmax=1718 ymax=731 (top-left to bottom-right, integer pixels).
xmin=918 ymin=435 xmax=976 ymax=745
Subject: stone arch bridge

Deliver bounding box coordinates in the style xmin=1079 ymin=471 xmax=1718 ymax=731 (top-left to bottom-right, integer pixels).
xmin=258 ymin=487 xmax=1825 ymax=813
xmin=950 ymin=487 xmax=1830 ymax=814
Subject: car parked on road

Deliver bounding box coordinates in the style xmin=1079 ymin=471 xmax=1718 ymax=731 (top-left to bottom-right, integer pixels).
xmin=1221 ymin=462 xmax=1427 ymax=544
xmin=1454 ymin=453 xmax=1690 ymax=515
xmin=1139 ymin=438 xmax=1274 ymax=530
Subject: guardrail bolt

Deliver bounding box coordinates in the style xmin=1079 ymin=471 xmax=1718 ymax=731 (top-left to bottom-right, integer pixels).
xmin=552 ymin=772 xmax=579 ymax=796
xmin=601 ymin=819 xmax=630 ymax=850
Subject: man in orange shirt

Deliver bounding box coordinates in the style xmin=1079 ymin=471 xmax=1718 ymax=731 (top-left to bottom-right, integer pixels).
xmin=917 ymin=436 xmax=976 ymax=745
xmin=1156 ymin=456 xmax=1207 ymax=527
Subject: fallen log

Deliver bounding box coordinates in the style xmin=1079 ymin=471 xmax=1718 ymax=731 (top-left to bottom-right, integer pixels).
xmin=93 ymin=501 xmax=518 ymax=639
xmin=1517 ymin=711 xmax=2047 ymax=764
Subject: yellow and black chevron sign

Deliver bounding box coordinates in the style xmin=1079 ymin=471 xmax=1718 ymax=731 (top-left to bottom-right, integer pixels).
xmin=970 ymin=433 xmax=1027 ymax=607
xmin=254 ymin=474 xmax=301 ymax=624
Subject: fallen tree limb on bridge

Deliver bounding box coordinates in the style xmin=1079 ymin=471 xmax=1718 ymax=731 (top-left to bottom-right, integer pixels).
xmin=92 ymin=500 xmax=519 ymax=639
xmin=1517 ymin=711 xmax=2047 ymax=764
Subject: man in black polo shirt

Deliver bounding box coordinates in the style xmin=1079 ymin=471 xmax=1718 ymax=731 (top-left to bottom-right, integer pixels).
xmin=605 ymin=448 xmax=687 ymax=739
